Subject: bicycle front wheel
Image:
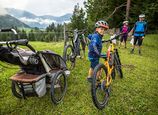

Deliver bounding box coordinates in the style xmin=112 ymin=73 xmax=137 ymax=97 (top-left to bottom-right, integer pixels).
xmin=91 ymin=63 xmax=110 ymax=110
xmin=63 ymin=45 xmax=76 ymax=70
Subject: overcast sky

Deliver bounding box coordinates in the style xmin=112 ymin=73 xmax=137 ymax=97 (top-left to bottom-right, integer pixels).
xmin=0 ymin=0 xmax=86 ymax=16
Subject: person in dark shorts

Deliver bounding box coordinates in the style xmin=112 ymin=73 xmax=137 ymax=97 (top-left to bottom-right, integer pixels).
xmin=119 ymin=21 xmax=130 ymax=48
xmin=131 ymin=14 xmax=147 ymax=55
xmin=87 ymin=20 xmax=109 ymax=82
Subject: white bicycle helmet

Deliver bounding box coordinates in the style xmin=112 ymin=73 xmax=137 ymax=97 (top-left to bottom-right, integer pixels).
xmin=95 ymin=20 xmax=109 ymax=29
xmin=123 ymin=21 xmax=128 ymax=24
xmin=139 ymin=14 xmax=145 ymax=18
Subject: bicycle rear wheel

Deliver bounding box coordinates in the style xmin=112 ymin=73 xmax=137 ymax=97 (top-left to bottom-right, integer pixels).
xmin=91 ymin=63 xmax=110 ymax=110
xmin=114 ymin=51 xmax=123 ymax=78
xmin=63 ymin=45 xmax=76 ymax=70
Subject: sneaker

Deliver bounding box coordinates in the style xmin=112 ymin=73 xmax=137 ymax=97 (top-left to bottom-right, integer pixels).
xmin=87 ymin=77 xmax=92 ymax=83
xmin=54 ymin=84 xmax=61 ymax=88
xmin=130 ymin=49 xmax=134 ymax=54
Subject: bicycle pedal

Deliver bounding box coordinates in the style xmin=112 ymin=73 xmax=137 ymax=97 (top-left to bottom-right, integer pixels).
xmin=46 ymin=84 xmax=51 ymax=88
xmin=65 ymin=70 xmax=70 ymax=76
xmin=97 ymin=83 xmax=101 ymax=89
xmin=54 ymin=84 xmax=61 ymax=88
xmin=105 ymin=87 xmax=111 ymax=96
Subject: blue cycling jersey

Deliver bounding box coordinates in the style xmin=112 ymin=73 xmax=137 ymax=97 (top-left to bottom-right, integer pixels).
xmin=133 ymin=21 xmax=147 ymax=37
xmin=88 ymin=34 xmax=92 ymax=40
xmin=88 ymin=32 xmax=103 ymax=58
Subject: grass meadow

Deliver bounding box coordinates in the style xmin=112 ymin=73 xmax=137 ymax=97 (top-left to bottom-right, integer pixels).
xmin=0 ymin=34 xmax=158 ymax=115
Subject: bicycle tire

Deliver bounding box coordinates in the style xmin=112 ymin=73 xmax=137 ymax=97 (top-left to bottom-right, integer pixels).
xmin=11 ymin=81 xmax=23 ymax=99
xmin=91 ymin=63 xmax=110 ymax=110
xmin=114 ymin=52 xmax=123 ymax=78
xmin=111 ymin=68 xmax=116 ymax=79
xmin=50 ymin=70 xmax=67 ymax=104
xmin=63 ymin=45 xmax=76 ymax=70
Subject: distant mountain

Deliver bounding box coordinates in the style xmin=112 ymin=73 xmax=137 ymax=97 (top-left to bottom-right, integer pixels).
xmin=6 ymin=8 xmax=72 ymax=28
xmin=0 ymin=14 xmax=30 ymax=28
xmin=6 ymin=8 xmax=36 ymax=19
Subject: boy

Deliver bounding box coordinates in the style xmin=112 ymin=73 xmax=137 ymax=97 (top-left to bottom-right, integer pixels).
xmin=119 ymin=21 xmax=130 ymax=48
xmin=87 ymin=20 xmax=109 ymax=82
xmin=131 ymin=14 xmax=147 ymax=55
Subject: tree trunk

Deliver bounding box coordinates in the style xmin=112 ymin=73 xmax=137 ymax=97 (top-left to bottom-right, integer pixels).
xmin=126 ymin=0 xmax=131 ymax=20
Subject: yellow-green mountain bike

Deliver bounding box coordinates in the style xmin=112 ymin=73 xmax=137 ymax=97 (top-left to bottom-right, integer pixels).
xmin=91 ymin=34 xmax=123 ymax=109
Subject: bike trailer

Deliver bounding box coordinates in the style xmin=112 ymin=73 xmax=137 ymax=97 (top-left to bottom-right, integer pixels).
xmin=0 ymin=46 xmax=69 ymax=99
xmin=0 ymin=29 xmax=69 ymax=103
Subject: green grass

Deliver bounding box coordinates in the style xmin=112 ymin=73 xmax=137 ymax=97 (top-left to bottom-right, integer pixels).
xmin=0 ymin=35 xmax=158 ymax=114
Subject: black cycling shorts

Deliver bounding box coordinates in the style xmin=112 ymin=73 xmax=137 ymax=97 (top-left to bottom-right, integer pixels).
xmin=134 ymin=36 xmax=143 ymax=46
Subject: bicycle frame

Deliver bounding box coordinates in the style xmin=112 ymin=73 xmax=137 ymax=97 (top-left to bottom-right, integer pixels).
xmin=104 ymin=42 xmax=115 ymax=86
xmin=65 ymin=29 xmax=86 ymax=56
xmin=101 ymin=34 xmax=120 ymax=87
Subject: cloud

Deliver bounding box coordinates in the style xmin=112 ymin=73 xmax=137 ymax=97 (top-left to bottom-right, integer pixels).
xmin=0 ymin=6 xmax=7 ymax=15
xmin=0 ymin=0 xmax=86 ymax=16
xmin=19 ymin=17 xmax=56 ymax=25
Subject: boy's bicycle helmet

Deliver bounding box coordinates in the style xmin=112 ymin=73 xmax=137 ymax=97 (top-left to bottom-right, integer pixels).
xmin=95 ymin=20 xmax=109 ymax=29
xmin=139 ymin=14 xmax=145 ymax=18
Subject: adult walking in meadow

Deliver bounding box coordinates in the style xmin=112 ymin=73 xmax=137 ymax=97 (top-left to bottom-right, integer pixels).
xmin=119 ymin=21 xmax=130 ymax=48
xmin=130 ymin=14 xmax=147 ymax=55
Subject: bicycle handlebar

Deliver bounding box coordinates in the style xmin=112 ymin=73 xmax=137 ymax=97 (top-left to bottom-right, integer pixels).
xmin=66 ymin=29 xmax=87 ymax=34
xmin=0 ymin=39 xmax=36 ymax=52
xmin=77 ymin=29 xmax=87 ymax=33
xmin=0 ymin=28 xmax=17 ymax=35
xmin=0 ymin=39 xmax=28 ymax=45
xmin=7 ymin=39 xmax=28 ymax=46
xmin=0 ymin=29 xmax=36 ymax=65
xmin=102 ymin=33 xmax=123 ymax=43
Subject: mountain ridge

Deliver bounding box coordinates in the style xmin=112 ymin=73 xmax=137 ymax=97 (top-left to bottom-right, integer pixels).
xmin=0 ymin=14 xmax=30 ymax=28
xmin=6 ymin=8 xmax=72 ymax=28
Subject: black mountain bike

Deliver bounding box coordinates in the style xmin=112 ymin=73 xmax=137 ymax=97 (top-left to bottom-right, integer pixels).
xmin=63 ymin=29 xmax=87 ymax=70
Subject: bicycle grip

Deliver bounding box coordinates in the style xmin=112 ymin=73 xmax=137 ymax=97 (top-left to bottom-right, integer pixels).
xmin=0 ymin=29 xmax=12 ymax=32
xmin=8 ymin=39 xmax=28 ymax=46
xmin=0 ymin=28 xmax=17 ymax=35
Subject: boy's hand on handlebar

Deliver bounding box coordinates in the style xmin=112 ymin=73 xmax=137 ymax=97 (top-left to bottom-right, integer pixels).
xmin=100 ymin=53 xmax=106 ymax=58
